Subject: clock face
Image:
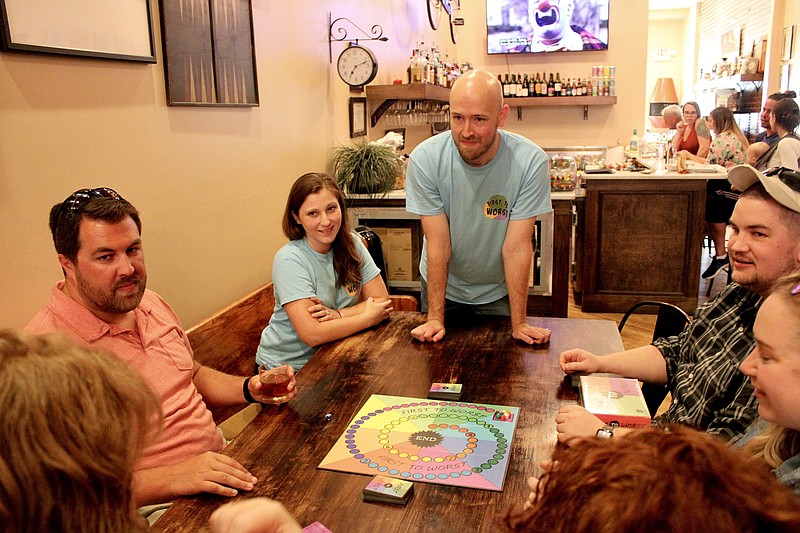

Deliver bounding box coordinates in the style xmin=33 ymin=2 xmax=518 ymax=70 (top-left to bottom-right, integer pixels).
xmin=337 ymin=45 xmax=378 ymax=88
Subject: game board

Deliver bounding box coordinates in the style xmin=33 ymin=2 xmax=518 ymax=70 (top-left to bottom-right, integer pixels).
xmin=318 ymin=394 xmax=519 ymax=491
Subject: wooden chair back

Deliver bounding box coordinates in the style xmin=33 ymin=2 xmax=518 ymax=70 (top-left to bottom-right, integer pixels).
xmin=187 ymin=282 xmax=274 ymax=424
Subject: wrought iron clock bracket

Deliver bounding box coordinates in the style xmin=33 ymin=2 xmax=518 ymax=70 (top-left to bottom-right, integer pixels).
xmin=328 ymin=11 xmax=388 ymax=63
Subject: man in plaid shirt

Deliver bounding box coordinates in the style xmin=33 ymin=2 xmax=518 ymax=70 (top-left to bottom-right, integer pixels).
xmin=555 ymin=165 xmax=800 ymax=444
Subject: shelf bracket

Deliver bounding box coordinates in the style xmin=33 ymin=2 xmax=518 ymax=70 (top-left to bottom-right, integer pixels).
xmin=328 ymin=11 xmax=388 ymax=63
xmin=583 ymin=105 xmax=589 ymax=120
xmin=517 ymin=106 xmax=523 ymax=121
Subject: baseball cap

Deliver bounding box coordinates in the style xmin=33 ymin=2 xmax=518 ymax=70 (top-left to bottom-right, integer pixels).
xmin=728 ymin=164 xmax=800 ymax=213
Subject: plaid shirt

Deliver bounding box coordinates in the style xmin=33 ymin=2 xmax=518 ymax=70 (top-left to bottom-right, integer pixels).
xmin=652 ymin=283 xmax=761 ymax=440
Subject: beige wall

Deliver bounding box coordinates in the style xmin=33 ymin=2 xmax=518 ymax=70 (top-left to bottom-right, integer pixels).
xmin=0 ymin=0 xmax=648 ymax=329
xmin=456 ymin=1 xmax=649 ymax=147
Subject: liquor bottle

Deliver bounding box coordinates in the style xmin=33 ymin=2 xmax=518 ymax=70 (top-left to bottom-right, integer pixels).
xmin=565 ymin=78 xmax=572 ymax=96
xmin=534 ymin=73 xmax=542 ymax=96
xmin=554 ymin=72 xmax=562 ymax=96
xmin=410 ymin=48 xmax=423 ymax=83
xmin=586 ymin=78 xmax=593 ymax=97
xmin=527 ymin=74 xmax=535 ymax=97
xmin=521 ymin=73 xmax=529 ymax=97
xmin=547 ymin=73 xmax=555 ymax=96
xmin=629 ymin=129 xmax=639 ymax=152
xmin=503 ymin=74 xmax=511 ymax=97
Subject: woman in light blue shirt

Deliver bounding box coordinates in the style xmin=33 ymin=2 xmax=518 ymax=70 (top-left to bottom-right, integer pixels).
xmin=256 ymin=173 xmax=391 ymax=371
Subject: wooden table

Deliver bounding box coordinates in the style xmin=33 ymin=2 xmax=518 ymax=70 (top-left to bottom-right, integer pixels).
xmin=153 ymin=313 xmax=623 ymax=533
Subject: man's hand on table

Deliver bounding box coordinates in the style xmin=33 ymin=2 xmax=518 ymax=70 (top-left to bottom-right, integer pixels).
xmin=411 ymin=318 xmax=446 ymax=342
xmin=135 ymin=452 xmax=257 ymax=504
xmin=555 ymin=404 xmax=606 ymax=446
xmin=512 ymin=323 xmax=551 ymax=345
xmin=559 ymin=348 xmax=603 ymax=374
xmin=209 ymin=497 xmax=302 ymax=533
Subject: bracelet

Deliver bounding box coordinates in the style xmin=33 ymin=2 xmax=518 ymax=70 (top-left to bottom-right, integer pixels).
xmin=335 ymin=309 xmax=342 ymax=319
xmin=243 ymin=377 xmax=258 ymax=403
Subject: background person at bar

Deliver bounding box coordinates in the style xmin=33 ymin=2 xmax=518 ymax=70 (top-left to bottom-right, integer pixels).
xmin=678 ymin=106 xmax=748 ymax=280
xmin=672 ymin=101 xmax=710 ymax=159
xmin=405 ymin=69 xmax=551 ymax=344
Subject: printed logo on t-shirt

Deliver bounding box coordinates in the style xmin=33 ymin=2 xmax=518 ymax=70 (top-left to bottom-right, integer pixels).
xmin=345 ymin=281 xmax=360 ymax=296
xmin=484 ymin=195 xmax=509 ymax=220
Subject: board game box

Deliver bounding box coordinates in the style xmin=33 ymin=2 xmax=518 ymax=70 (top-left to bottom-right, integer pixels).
xmin=579 ymin=375 xmax=651 ymax=428
xmin=318 ymin=394 xmax=519 ymax=491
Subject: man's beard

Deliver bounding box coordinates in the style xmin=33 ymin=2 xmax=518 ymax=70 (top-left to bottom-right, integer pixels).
xmin=76 ymin=271 xmax=146 ymax=314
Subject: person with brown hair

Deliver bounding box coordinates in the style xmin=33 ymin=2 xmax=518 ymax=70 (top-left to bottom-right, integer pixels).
xmin=762 ymin=95 xmax=800 ymax=170
xmin=507 ymin=425 xmax=800 ymax=533
xmin=0 ymin=329 xmax=161 ymax=533
xmin=25 ymin=187 xmax=297 ymax=512
xmin=679 ymin=106 xmax=749 ymax=279
xmin=255 ymin=172 xmax=392 ymax=371
xmin=737 ymin=268 xmax=800 ymax=495
xmin=672 ymin=101 xmax=711 ymax=158
xmin=755 ymin=91 xmax=796 ymax=147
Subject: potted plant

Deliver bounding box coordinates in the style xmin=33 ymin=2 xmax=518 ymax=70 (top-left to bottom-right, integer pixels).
xmin=331 ymin=139 xmax=399 ymax=196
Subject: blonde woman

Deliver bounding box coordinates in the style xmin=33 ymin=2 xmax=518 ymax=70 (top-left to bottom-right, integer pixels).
xmin=738 ymin=270 xmax=800 ymax=495
xmin=680 ymin=106 xmax=749 ymax=279
xmin=0 ymin=330 xmax=161 ymax=533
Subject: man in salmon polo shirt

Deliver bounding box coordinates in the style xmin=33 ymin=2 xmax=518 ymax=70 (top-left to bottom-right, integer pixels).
xmin=25 ymin=187 xmax=296 ymax=512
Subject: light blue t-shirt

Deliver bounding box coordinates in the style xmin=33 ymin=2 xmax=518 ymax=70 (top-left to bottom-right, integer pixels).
xmin=255 ymin=233 xmax=381 ymax=370
xmin=405 ymin=129 xmax=551 ymax=304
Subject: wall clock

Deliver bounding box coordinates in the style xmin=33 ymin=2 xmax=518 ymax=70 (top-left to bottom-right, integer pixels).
xmin=337 ymin=44 xmax=378 ymax=89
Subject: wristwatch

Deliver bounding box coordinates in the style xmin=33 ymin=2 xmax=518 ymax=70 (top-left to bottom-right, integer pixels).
xmin=596 ymin=425 xmax=615 ymax=439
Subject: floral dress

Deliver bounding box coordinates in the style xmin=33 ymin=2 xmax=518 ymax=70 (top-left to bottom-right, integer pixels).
xmin=706 ymin=131 xmax=746 ymax=168
xmin=706 ymin=130 xmax=746 ymax=223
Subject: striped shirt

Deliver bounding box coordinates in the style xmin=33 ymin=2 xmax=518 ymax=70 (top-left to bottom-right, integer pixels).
xmin=653 ymin=283 xmax=761 ymax=440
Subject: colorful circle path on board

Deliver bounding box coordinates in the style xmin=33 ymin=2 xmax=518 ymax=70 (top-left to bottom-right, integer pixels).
xmin=318 ymin=394 xmax=520 ymax=491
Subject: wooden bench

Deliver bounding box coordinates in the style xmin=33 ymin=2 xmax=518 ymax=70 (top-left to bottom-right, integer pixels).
xmin=186 ymin=282 xmax=418 ymax=426
xmin=187 ymin=282 xmax=275 ymax=425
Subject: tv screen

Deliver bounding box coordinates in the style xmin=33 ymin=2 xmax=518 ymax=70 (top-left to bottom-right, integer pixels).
xmin=487 ymin=0 xmax=609 ymax=54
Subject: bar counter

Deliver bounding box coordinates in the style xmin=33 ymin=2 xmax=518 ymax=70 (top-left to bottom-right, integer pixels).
xmin=575 ymin=166 xmax=727 ymax=313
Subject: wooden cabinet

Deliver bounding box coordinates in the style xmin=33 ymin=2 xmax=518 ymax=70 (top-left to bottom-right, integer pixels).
xmin=575 ymin=176 xmax=708 ymax=314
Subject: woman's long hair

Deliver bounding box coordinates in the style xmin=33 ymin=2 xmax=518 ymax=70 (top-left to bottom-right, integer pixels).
xmin=772 ymin=96 xmax=800 ymax=134
xmin=282 ymin=172 xmax=361 ymax=288
xmin=0 ymin=330 xmax=162 ymax=533
xmin=710 ymin=106 xmax=750 ymax=150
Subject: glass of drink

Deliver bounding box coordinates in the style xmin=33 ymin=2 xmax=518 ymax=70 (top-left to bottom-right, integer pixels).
xmin=258 ymin=363 xmax=294 ymax=403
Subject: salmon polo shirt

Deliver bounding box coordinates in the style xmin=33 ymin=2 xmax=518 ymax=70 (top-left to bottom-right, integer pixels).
xmin=25 ymin=282 xmax=224 ymax=470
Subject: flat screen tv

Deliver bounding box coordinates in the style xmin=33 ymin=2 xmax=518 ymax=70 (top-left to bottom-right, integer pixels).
xmin=487 ymin=0 xmax=609 ymax=54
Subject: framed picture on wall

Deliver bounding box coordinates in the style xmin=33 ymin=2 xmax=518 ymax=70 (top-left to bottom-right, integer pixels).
xmin=782 ymin=25 xmax=794 ymax=62
xmin=0 ymin=0 xmax=156 ymax=62
xmin=350 ymin=97 xmax=367 ymax=138
xmin=160 ymin=0 xmax=259 ymax=106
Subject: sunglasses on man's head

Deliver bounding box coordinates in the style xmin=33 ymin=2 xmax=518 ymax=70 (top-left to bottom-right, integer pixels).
xmin=763 ymin=167 xmax=800 ymax=192
xmin=58 ymin=187 xmax=125 ymax=214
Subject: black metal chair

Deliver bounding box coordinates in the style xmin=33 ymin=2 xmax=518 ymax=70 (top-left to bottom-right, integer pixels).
xmin=355 ymin=226 xmax=388 ymax=286
xmin=618 ymin=301 xmax=691 ymax=417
